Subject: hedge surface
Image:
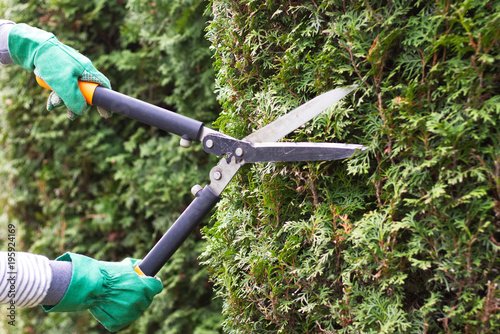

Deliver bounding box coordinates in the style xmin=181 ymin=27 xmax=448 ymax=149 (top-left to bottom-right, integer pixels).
xmin=202 ymin=0 xmax=500 ymax=333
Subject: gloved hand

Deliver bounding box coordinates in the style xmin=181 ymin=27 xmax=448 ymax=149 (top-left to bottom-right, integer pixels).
xmin=8 ymin=23 xmax=111 ymax=120
xmin=43 ymin=253 xmax=163 ymax=332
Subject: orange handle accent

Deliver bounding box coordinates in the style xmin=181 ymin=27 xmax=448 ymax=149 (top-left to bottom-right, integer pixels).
xmin=36 ymin=76 xmax=98 ymax=105
xmin=134 ymin=265 xmax=146 ymax=276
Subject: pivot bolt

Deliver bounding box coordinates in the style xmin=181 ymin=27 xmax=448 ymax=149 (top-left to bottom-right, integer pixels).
xmin=235 ymin=147 xmax=244 ymax=157
xmin=213 ymin=171 xmax=222 ymax=180
xmin=206 ymin=139 xmax=214 ymax=149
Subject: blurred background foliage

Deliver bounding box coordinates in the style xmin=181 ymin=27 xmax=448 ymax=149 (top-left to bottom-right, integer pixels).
xmin=0 ymin=0 xmax=222 ymax=333
xmin=1 ymin=0 xmax=499 ymax=333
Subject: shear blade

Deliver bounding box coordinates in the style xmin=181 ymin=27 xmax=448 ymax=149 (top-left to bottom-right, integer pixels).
xmin=244 ymin=142 xmax=366 ymax=163
xmin=244 ymin=85 xmax=357 ymax=143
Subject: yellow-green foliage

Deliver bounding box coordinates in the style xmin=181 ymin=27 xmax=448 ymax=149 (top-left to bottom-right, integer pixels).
xmin=202 ymin=0 xmax=500 ymax=333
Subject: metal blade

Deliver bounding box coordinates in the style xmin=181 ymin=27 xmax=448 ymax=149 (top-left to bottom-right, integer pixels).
xmin=244 ymin=85 xmax=357 ymax=143
xmin=203 ymin=133 xmax=366 ymax=164
xmin=246 ymin=142 xmax=366 ymax=162
xmin=206 ymin=142 xmax=366 ymax=196
xmin=204 ymin=85 xmax=359 ymax=196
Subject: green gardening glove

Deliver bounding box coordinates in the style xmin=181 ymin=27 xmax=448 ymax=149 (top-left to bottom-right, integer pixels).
xmin=43 ymin=253 xmax=163 ymax=332
xmin=8 ymin=23 xmax=111 ymax=120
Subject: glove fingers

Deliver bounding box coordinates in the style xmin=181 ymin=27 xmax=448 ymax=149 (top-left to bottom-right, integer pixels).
xmin=96 ymin=106 xmax=111 ymax=119
xmin=80 ymin=70 xmax=112 ymax=118
xmin=35 ymin=70 xmax=69 ymax=115
xmin=47 ymin=91 xmax=65 ymax=111
xmin=36 ymin=68 xmax=111 ymax=119
xmin=89 ymin=306 xmax=131 ymax=332
xmin=81 ymin=69 xmax=111 ymax=89
xmin=35 ymin=70 xmax=87 ymax=116
xmin=88 ymin=277 xmax=161 ymax=332
xmin=47 ymin=89 xmax=109 ymax=119
xmin=45 ymin=92 xmax=90 ymax=120
xmin=67 ymin=110 xmax=76 ymax=120
xmin=67 ymin=107 xmax=91 ymax=121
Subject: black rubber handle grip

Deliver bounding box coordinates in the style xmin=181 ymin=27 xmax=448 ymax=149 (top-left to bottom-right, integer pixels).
xmin=92 ymin=86 xmax=204 ymax=141
xmin=137 ymin=186 xmax=220 ymax=276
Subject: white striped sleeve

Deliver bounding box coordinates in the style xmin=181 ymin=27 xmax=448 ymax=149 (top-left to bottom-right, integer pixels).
xmin=0 ymin=252 xmax=52 ymax=308
xmin=0 ymin=20 xmax=14 ymax=65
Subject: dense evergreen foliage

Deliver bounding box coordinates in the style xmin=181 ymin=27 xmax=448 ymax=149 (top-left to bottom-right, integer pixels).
xmin=202 ymin=0 xmax=500 ymax=333
xmin=1 ymin=0 xmax=499 ymax=333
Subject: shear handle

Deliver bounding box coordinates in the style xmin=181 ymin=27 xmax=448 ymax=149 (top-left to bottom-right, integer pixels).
xmin=136 ymin=185 xmax=220 ymax=276
xmin=37 ymin=77 xmax=205 ymax=142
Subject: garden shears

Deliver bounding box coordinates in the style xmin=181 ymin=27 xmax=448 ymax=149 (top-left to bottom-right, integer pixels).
xmin=37 ymin=77 xmax=365 ymax=276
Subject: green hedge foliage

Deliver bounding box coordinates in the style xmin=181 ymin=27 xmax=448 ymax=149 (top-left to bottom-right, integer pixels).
xmin=0 ymin=0 xmax=222 ymax=333
xmin=202 ymin=0 xmax=500 ymax=333
xmin=1 ymin=0 xmax=499 ymax=333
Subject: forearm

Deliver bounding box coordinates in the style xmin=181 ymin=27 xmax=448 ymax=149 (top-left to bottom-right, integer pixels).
xmin=0 ymin=251 xmax=71 ymax=307
xmin=0 ymin=19 xmax=14 ymax=65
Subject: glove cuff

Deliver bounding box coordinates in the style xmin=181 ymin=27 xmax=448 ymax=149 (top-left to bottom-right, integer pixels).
xmin=8 ymin=23 xmax=54 ymax=71
xmin=42 ymin=253 xmax=103 ymax=312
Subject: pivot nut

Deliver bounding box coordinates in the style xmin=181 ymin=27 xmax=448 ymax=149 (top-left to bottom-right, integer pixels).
xmin=180 ymin=136 xmax=192 ymax=148
xmin=205 ymin=139 xmax=214 ymax=149
xmin=191 ymin=184 xmax=203 ymax=196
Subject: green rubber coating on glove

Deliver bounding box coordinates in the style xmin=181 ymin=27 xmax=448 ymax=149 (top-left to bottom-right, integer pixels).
xmin=8 ymin=24 xmax=111 ymax=115
xmin=42 ymin=253 xmax=163 ymax=332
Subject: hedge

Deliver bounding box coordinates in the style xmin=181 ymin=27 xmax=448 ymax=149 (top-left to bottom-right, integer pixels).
xmin=202 ymin=0 xmax=500 ymax=333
